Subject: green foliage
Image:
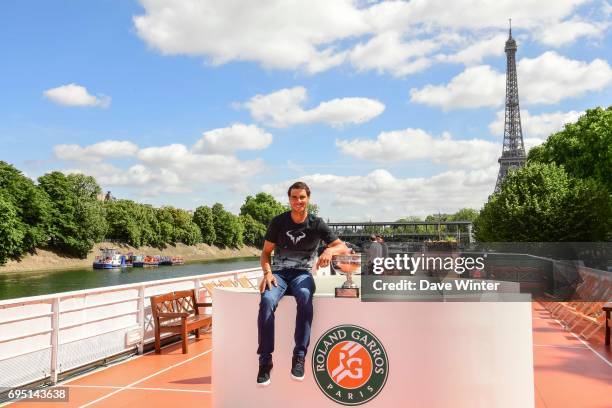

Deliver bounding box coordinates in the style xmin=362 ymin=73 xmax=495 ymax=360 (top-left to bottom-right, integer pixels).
xmin=212 ymin=203 xmax=243 ymax=247
xmin=105 ymin=202 xmax=201 ymax=247
xmin=104 ymin=200 xmax=143 ymax=246
xmin=396 ymin=216 xmax=423 ymax=222
xmin=0 ymin=163 xmax=343 ymax=257
xmin=240 ymin=193 xmax=286 ymax=226
xmin=135 ymin=204 xmax=164 ymax=248
xmin=0 ymin=193 xmax=26 ymax=264
xmin=193 ymin=205 xmax=216 ymax=245
xmin=38 ymin=172 xmax=107 ymax=257
xmin=67 ymin=173 xmax=102 ymax=199
xmin=474 ymin=163 xmax=611 ymax=241
xmin=240 ymin=213 xmax=266 ymax=247
xmin=156 ymin=207 xmax=175 ymax=244
xmin=528 ymin=107 xmax=611 ymax=192
xmin=166 ymin=207 xmax=202 ymax=245
xmin=307 ymin=203 xmax=319 ymax=217
xmin=450 ymin=208 xmax=479 ymax=222
xmin=0 ymin=161 xmax=51 ymax=254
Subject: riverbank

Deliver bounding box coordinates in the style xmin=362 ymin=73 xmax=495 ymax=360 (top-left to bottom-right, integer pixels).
xmin=0 ymin=242 xmax=261 ymax=273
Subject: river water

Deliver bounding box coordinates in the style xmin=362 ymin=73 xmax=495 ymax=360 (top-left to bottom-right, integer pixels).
xmin=0 ymin=257 xmax=259 ymax=301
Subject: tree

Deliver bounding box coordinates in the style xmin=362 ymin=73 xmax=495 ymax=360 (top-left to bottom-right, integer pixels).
xmin=156 ymin=207 xmax=175 ymax=244
xmin=0 ymin=193 xmax=26 ymax=264
xmin=474 ymin=163 xmax=611 ymax=242
xmin=240 ymin=214 xmax=266 ymax=247
xmin=67 ymin=173 xmax=102 ymax=200
xmin=135 ymin=204 xmax=163 ymax=247
xmin=450 ymin=208 xmax=479 ymax=234
xmin=240 ymin=193 xmax=286 ymax=226
xmin=166 ymin=207 xmax=202 ymax=245
xmin=193 ymin=205 xmax=216 ymax=245
xmin=104 ymin=199 xmax=143 ymax=246
xmin=212 ymin=203 xmax=243 ymax=247
xmin=451 ymin=208 xmax=479 ymax=222
xmin=528 ymin=107 xmax=612 ymax=192
xmin=38 ymin=172 xmax=107 ymax=257
xmin=0 ymin=161 xmax=51 ymax=254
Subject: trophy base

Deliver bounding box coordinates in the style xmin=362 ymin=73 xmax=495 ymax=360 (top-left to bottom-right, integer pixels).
xmin=335 ymin=287 xmax=360 ymax=298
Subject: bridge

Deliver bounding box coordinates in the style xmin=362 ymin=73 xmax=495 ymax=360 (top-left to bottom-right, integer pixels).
xmin=327 ymin=221 xmax=474 ymax=246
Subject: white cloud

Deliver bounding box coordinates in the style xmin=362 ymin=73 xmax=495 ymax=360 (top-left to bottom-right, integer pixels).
xmin=54 ymin=125 xmax=269 ymax=196
xmin=488 ymin=109 xmax=584 ymax=138
xmin=436 ymin=34 xmax=507 ymax=65
xmin=518 ymin=51 xmax=612 ymax=104
xmin=134 ymin=0 xmax=367 ymax=74
xmin=348 ymin=32 xmax=437 ymax=77
xmin=43 ymin=83 xmax=111 ymax=108
xmin=192 ymin=124 xmax=273 ymax=154
xmin=538 ymin=19 xmax=607 ymax=46
xmin=410 ymin=65 xmax=505 ymax=110
xmin=133 ymin=0 xmax=591 ymax=75
xmin=54 ymin=140 xmax=138 ymax=162
xmin=410 ymin=52 xmax=612 ymax=109
xmin=263 ymin=167 xmax=498 ymax=220
xmin=244 ymin=87 xmax=384 ymax=128
xmin=336 ymin=128 xmax=499 ymax=169
xmin=389 ymin=0 xmax=589 ymax=30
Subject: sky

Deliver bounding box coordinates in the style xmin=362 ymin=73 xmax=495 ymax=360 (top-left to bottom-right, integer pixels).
xmin=0 ymin=0 xmax=610 ymax=221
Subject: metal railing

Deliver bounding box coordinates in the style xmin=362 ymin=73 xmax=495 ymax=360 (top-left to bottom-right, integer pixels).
xmin=0 ymin=267 xmax=262 ymax=389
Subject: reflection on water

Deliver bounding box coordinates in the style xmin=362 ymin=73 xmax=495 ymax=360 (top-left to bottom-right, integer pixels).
xmin=0 ymin=258 xmax=259 ymax=301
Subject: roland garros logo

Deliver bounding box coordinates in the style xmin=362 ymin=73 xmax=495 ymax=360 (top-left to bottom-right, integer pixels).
xmin=312 ymin=325 xmax=388 ymax=405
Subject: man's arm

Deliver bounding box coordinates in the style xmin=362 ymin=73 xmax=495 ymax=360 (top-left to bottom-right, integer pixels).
xmin=316 ymin=239 xmax=350 ymax=269
xmin=259 ymin=240 xmax=278 ymax=293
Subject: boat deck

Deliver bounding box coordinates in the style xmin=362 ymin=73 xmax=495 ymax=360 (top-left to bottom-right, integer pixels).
xmin=7 ymin=302 xmax=611 ymax=408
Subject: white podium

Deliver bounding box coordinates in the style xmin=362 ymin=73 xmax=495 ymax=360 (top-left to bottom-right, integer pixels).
xmin=212 ymin=276 xmax=534 ymax=407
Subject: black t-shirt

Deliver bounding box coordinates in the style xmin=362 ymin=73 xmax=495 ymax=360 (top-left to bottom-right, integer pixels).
xmin=264 ymin=211 xmax=338 ymax=271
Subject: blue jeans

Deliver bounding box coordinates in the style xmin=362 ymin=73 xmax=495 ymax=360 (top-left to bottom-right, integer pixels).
xmin=257 ymin=269 xmax=315 ymax=365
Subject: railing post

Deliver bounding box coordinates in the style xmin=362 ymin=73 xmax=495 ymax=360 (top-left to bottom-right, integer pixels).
xmin=50 ymin=297 xmax=60 ymax=384
xmin=194 ymin=279 xmax=201 ymax=302
xmin=137 ymin=286 xmax=145 ymax=355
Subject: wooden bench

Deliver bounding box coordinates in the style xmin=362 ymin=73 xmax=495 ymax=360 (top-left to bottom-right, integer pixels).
xmin=150 ymin=289 xmax=212 ymax=354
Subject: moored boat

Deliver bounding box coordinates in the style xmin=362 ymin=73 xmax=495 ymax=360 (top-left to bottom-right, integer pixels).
xmin=143 ymin=255 xmax=160 ymax=267
xmin=159 ymin=256 xmax=173 ymax=266
xmin=124 ymin=252 xmax=134 ymax=267
xmin=131 ymin=254 xmax=145 ymax=267
xmin=171 ymin=256 xmax=184 ymax=265
xmin=93 ymin=248 xmax=126 ymax=269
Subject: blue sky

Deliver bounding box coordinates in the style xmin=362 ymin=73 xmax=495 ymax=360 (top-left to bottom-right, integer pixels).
xmin=1 ymin=0 xmax=610 ymax=221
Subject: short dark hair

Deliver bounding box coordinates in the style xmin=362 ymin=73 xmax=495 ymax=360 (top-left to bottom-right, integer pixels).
xmin=287 ymin=181 xmax=310 ymax=197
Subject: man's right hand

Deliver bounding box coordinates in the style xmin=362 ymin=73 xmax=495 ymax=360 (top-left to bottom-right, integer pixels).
xmin=259 ymin=273 xmax=278 ymax=293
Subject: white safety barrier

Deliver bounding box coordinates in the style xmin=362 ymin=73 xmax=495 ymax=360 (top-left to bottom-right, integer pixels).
xmin=0 ymin=267 xmax=261 ymax=389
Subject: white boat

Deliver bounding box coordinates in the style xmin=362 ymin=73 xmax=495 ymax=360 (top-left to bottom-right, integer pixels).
xmin=93 ymin=248 xmax=126 ymax=269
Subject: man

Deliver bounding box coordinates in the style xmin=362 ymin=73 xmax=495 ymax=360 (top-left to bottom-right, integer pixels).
xmin=257 ymin=182 xmax=348 ymax=386
xmin=377 ymin=235 xmax=389 ymax=258
xmin=365 ymin=234 xmax=383 ymax=274
xmin=376 ymin=235 xmax=391 ymax=274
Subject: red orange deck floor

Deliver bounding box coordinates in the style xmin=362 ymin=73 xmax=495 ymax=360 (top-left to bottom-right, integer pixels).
xmin=6 ymin=302 xmax=611 ymax=408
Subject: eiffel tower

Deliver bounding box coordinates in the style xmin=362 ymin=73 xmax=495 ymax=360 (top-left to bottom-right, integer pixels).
xmin=494 ymin=20 xmax=526 ymax=193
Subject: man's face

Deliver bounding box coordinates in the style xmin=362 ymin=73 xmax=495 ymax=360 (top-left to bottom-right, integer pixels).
xmin=289 ymin=188 xmax=309 ymax=213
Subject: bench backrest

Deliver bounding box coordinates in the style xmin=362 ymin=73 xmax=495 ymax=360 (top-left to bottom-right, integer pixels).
xmin=150 ymin=289 xmax=199 ymax=322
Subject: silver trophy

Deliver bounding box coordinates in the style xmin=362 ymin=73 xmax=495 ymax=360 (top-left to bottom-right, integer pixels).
xmin=332 ymin=254 xmax=362 ymax=298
